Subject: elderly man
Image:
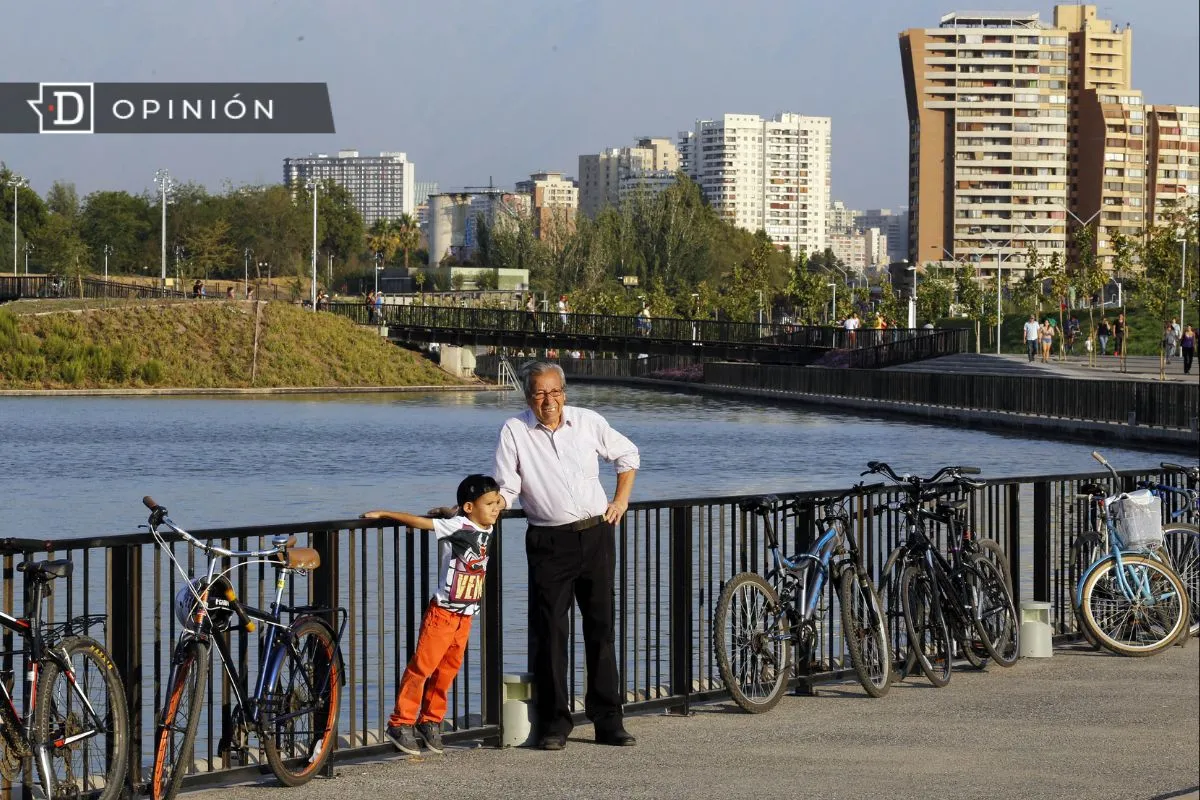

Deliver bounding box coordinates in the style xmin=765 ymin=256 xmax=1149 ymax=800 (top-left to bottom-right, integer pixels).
xmin=492 ymin=362 xmax=639 ymax=750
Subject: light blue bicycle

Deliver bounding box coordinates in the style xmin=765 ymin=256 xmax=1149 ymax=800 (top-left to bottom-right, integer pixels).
xmin=1071 ymin=452 xmax=1189 ymax=656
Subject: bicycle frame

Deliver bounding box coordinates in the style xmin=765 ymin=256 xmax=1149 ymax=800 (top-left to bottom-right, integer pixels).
xmin=1074 ymin=492 xmax=1174 ymax=609
xmin=759 ymin=501 xmax=858 ymax=628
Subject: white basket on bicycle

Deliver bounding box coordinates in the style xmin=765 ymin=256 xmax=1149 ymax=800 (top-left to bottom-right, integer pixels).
xmin=1108 ymin=489 xmax=1164 ymax=550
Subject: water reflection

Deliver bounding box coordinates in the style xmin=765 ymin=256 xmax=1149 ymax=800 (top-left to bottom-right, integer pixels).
xmin=0 ymin=386 xmax=1177 ymax=539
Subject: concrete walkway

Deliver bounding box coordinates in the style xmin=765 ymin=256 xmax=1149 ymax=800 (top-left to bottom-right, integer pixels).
xmin=195 ymin=643 xmax=1199 ymax=800
xmin=890 ymin=352 xmax=1197 ymax=384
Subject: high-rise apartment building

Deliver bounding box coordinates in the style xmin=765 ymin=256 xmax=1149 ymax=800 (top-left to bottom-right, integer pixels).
xmin=902 ymin=4 xmax=1198 ymax=279
xmin=578 ymin=138 xmax=680 ymax=217
xmin=855 ymin=209 xmax=911 ymax=263
xmin=283 ymin=150 xmax=416 ymax=228
xmin=900 ymin=12 xmax=1071 ymax=277
xmin=679 ymin=113 xmax=832 ymax=255
xmin=515 ymin=172 xmax=579 ymax=244
xmin=828 ymin=201 xmax=860 ymax=237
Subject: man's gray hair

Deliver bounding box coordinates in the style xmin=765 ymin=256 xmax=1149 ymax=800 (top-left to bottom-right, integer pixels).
xmin=517 ymin=361 xmax=566 ymax=399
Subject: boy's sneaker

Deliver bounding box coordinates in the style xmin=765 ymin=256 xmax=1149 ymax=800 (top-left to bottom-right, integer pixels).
xmin=416 ymin=722 xmax=444 ymax=754
xmin=386 ymin=724 xmax=421 ymax=755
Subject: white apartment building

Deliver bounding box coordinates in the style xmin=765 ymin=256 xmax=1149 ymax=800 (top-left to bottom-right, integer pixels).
xmin=828 ymin=228 xmax=889 ymax=273
xmin=828 ymin=200 xmax=860 ymax=237
xmin=578 ymin=137 xmax=680 ymax=217
xmin=680 ymin=113 xmax=832 ymax=254
xmin=514 ymin=172 xmax=579 ymax=243
xmin=283 ymin=150 xmax=416 ymax=228
xmin=855 ymin=208 xmax=910 ymax=263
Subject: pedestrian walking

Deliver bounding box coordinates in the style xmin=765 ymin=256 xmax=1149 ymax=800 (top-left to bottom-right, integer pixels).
xmin=1181 ymin=325 xmax=1195 ymax=374
xmin=1023 ymin=315 xmax=1040 ymax=362
xmin=1097 ymin=318 xmax=1111 ymax=356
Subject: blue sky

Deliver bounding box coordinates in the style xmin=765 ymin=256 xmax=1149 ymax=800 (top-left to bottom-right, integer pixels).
xmin=2 ymin=0 xmax=1197 ymax=210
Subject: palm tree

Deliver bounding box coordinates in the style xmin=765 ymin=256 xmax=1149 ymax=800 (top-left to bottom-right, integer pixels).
xmin=394 ymin=213 xmax=420 ymax=269
xmin=365 ymin=219 xmax=400 ymax=263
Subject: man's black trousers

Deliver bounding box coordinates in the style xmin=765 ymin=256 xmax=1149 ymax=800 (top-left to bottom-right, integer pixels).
xmin=526 ymin=520 xmax=623 ymax=738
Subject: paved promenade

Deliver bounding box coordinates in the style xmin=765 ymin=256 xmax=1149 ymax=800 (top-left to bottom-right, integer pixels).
xmin=889 ymin=351 xmax=1196 ymax=384
xmin=197 ymin=643 xmax=1198 ymax=800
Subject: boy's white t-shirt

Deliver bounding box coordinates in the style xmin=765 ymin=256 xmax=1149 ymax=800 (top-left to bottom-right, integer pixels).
xmin=431 ymin=515 xmax=493 ymax=616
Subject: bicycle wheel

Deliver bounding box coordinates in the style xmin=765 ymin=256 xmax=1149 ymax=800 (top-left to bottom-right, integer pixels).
xmin=975 ymin=538 xmax=1013 ymax=594
xmin=953 ymin=567 xmax=991 ymax=670
xmin=878 ymin=547 xmax=910 ymax=677
xmin=900 ymin=566 xmax=951 ymax=687
xmin=151 ymin=640 xmax=209 ymax=800
xmin=966 ymin=555 xmax=1020 ymax=666
xmin=713 ymin=572 xmax=792 ymax=713
xmin=1160 ymin=524 xmax=1199 ymax=638
xmin=261 ymin=617 xmax=341 ymax=786
xmin=1071 ymin=534 xmax=1104 ymax=651
xmin=1080 ymin=554 xmax=1189 ymax=657
xmin=837 ymin=569 xmax=890 ymax=697
xmin=33 ymin=636 xmax=128 ymax=800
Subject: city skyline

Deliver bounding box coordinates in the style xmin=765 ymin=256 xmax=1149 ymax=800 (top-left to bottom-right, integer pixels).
xmin=1 ymin=0 xmax=1196 ymax=211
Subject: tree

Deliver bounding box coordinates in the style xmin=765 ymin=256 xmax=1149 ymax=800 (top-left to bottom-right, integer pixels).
xmin=785 ymin=254 xmax=826 ymax=323
xmin=366 ymin=219 xmax=401 ymax=263
xmin=955 ymin=262 xmax=985 ymax=352
xmin=316 ymin=180 xmax=365 ymax=266
xmin=915 ymin=264 xmax=954 ymax=324
xmin=45 ymin=181 xmax=81 ymax=220
xmin=184 ymin=218 xmax=236 ymax=280
xmin=35 ymin=213 xmax=90 ymax=291
xmin=1072 ymin=222 xmax=1105 ymax=336
xmin=80 ymin=191 xmax=154 ymax=276
xmin=876 ymin=281 xmax=903 ymax=327
xmin=394 ymin=213 xmax=420 ymax=270
xmin=1 ymin=165 xmax=49 ymax=271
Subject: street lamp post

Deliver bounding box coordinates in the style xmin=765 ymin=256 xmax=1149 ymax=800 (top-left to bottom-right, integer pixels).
xmin=306 ymin=180 xmax=319 ymax=311
xmin=243 ymin=248 xmax=251 ymax=295
xmin=103 ymin=244 xmax=112 ymax=281
xmin=154 ymin=169 xmax=173 ymax=290
xmin=374 ymin=252 xmax=384 ymax=296
xmin=827 ymin=282 xmax=837 ymax=324
xmin=1179 ymin=236 xmax=1188 ymax=328
xmin=906 ymin=265 xmax=917 ymax=329
xmin=757 ymin=289 xmax=764 ymax=327
xmin=7 ymin=175 xmax=28 ymax=277
xmin=24 ymin=242 xmax=33 ymax=275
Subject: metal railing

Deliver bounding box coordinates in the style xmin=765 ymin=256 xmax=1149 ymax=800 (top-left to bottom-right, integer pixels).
xmin=706 ymin=362 xmax=1200 ymax=430
xmin=0 ymin=465 xmax=1191 ymax=796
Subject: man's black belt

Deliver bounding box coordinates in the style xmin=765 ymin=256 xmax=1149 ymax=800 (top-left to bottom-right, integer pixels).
xmin=529 ymin=515 xmax=605 ymax=533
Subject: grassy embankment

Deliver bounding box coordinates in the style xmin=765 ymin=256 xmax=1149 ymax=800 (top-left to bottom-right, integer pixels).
xmin=0 ymin=299 xmax=463 ymax=390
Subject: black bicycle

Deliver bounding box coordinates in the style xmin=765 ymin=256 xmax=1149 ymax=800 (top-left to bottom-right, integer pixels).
xmin=0 ymin=559 xmax=128 ymax=800
xmin=142 ymin=498 xmax=346 ymax=800
xmin=714 ymin=484 xmax=891 ymax=712
xmin=869 ymin=462 xmax=1019 ymax=687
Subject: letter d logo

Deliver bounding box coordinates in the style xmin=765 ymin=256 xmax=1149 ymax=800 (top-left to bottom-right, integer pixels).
xmin=28 ymin=83 xmax=94 ymax=134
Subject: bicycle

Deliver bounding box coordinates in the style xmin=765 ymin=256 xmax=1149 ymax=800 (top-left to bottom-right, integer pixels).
xmin=1137 ymin=462 xmax=1199 ymax=638
xmin=142 ymin=497 xmax=347 ymax=800
xmin=1070 ymin=453 xmax=1189 ymax=656
xmin=0 ymin=558 xmax=127 ymax=800
xmin=869 ymin=461 xmax=1019 ymax=688
xmin=713 ymin=484 xmax=891 ymax=713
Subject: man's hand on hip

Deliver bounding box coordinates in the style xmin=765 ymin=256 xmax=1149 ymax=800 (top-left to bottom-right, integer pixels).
xmin=603 ymin=499 xmax=628 ymax=525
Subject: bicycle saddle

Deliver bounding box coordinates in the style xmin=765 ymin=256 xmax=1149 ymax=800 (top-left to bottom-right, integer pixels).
xmin=737 ymin=495 xmax=778 ymax=515
xmin=936 ymin=498 xmax=968 ymax=514
xmin=17 ymin=559 xmax=73 ymax=581
xmin=1078 ymin=482 xmax=1105 ymax=496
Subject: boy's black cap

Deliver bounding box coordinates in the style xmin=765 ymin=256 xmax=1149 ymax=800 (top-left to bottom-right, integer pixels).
xmin=457 ymin=474 xmax=500 ymax=507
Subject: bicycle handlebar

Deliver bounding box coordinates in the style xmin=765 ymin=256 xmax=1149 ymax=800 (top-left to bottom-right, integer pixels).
xmin=1160 ymin=462 xmax=1200 ymax=481
xmin=861 ymin=461 xmax=984 ymax=490
xmin=143 ymin=496 xmax=286 ymax=560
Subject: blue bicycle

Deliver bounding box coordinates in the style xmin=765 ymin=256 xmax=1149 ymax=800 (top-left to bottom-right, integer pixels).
xmin=713 ymin=485 xmax=891 ymax=713
xmin=1137 ymin=462 xmax=1199 ymax=639
xmin=1072 ymin=453 xmax=1189 ymax=656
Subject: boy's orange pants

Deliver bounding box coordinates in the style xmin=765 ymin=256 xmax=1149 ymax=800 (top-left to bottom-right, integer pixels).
xmin=388 ymin=601 xmax=473 ymax=727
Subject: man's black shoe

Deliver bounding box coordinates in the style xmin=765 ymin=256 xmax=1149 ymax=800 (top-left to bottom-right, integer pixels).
xmin=595 ymin=728 xmax=636 ymax=747
xmin=539 ymin=733 xmax=567 ymax=751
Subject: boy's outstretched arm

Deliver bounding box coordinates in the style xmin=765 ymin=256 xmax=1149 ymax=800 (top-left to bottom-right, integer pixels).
xmin=360 ymin=510 xmax=435 ymax=530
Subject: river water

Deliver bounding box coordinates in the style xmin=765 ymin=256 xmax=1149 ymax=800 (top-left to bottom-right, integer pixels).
xmin=0 ymin=385 xmax=1177 ymax=539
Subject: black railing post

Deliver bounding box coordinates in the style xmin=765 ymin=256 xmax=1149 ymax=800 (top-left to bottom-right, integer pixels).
xmin=1006 ymin=484 xmax=1021 ymax=597
xmin=1033 ymin=481 xmax=1051 ymax=602
xmin=481 ymin=519 xmax=503 ymax=729
xmin=108 ymin=543 xmax=142 ymax=794
xmin=310 ymin=527 xmax=339 ymax=776
xmin=667 ymin=507 xmax=693 ymax=715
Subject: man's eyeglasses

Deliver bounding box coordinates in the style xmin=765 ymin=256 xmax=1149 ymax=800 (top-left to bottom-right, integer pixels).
xmin=531 ymin=388 xmax=564 ymax=401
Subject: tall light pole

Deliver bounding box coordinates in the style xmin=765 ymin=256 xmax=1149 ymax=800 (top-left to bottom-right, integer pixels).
xmin=243 ymin=247 xmax=251 ymax=294
xmin=1179 ymin=235 xmax=1188 ymax=328
xmin=757 ymin=289 xmax=764 ymax=326
xmin=827 ymin=282 xmax=837 ymax=324
xmin=306 ymin=179 xmax=319 ymax=311
xmin=906 ymin=264 xmax=917 ymax=329
xmin=154 ymin=169 xmax=173 ymax=290
xmin=23 ymin=242 xmax=33 ymax=275
xmin=374 ymin=251 xmax=383 ymax=296
xmin=102 ymin=244 xmax=112 ymax=280
xmin=7 ymin=175 xmax=27 ymax=277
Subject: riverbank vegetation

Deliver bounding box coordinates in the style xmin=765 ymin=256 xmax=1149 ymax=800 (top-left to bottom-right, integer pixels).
xmin=0 ymin=301 xmax=461 ymax=389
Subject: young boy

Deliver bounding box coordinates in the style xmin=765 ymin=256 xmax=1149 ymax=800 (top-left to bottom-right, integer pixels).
xmin=361 ymin=474 xmax=504 ymax=755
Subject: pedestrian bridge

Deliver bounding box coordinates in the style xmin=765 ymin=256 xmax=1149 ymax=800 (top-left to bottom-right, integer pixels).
xmin=326 ymin=302 xmax=965 ymax=368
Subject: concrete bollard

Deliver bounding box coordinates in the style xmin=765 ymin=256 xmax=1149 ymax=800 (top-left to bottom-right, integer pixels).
xmin=501 ymin=672 xmax=536 ymax=747
xmin=1019 ymin=601 xmax=1053 ymax=658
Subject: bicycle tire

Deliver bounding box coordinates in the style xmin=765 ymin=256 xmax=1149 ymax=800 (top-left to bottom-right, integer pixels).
xmin=1160 ymin=524 xmax=1199 ymax=638
xmin=878 ymin=546 xmax=913 ymax=679
xmin=900 ymin=565 xmax=952 ymax=687
xmin=33 ymin=636 xmax=129 ymax=800
xmin=261 ymin=617 xmax=341 ymax=785
xmin=953 ymin=566 xmax=991 ymax=671
xmin=1080 ymin=554 xmax=1189 ymax=657
xmin=975 ymin=538 xmax=1013 ymax=594
xmin=1070 ymin=535 xmax=1104 ymax=651
xmin=713 ymin=572 xmax=792 ymax=713
xmin=837 ymin=569 xmax=890 ymax=697
xmin=151 ymin=641 xmax=209 ymax=800
xmin=966 ymin=555 xmax=1020 ymax=666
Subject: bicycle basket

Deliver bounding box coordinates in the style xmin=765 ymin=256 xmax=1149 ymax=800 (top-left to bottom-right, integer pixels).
xmin=1109 ymin=489 xmax=1163 ymax=550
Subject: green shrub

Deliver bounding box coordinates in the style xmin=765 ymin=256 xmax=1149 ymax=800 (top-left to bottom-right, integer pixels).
xmin=58 ymin=359 xmax=85 ymax=385
xmin=138 ymin=359 xmax=164 ymax=385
